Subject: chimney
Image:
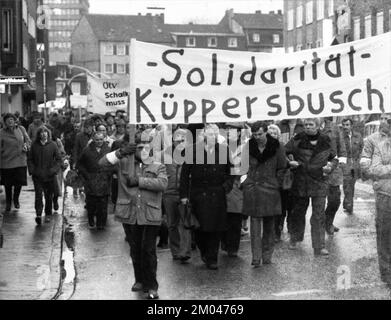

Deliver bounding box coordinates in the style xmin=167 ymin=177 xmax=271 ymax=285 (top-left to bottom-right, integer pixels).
xmin=278 ymin=10 xmax=282 ymax=15
xmin=255 ymin=10 xmax=261 ymax=14
xmin=160 ymin=13 xmax=164 ymax=23
xmin=146 ymin=13 xmax=151 ymax=17
xmin=269 ymin=11 xmax=274 ymax=14
xmin=138 ymin=13 xmax=141 ymax=15
xmin=226 ymin=8 xmax=234 ymax=31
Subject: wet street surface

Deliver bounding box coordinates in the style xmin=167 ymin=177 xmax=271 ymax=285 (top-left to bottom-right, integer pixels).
xmin=1 ymin=180 xmax=390 ymax=300
xmin=66 ymin=183 xmax=390 ymax=300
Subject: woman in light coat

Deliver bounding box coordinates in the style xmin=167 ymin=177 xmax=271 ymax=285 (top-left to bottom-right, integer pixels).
xmin=0 ymin=113 xmax=31 ymax=213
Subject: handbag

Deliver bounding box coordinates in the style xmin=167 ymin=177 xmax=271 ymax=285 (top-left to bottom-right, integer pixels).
xmin=179 ymin=201 xmax=200 ymax=230
xmin=281 ymin=168 xmax=294 ymax=190
xmin=178 ymin=174 xmax=200 ymax=230
xmin=65 ymin=169 xmax=83 ymax=188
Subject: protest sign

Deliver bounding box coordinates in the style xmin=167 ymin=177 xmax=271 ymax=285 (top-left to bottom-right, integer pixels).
xmin=87 ymin=76 xmax=129 ymax=114
xmin=129 ymin=32 xmax=391 ymax=125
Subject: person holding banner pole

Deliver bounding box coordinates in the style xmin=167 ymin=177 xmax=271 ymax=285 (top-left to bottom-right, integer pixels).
xmin=285 ymin=118 xmax=338 ymax=256
xmin=98 ymin=130 xmax=167 ymax=299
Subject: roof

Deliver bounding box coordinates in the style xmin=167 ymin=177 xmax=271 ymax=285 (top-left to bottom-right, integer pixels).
xmin=163 ymin=23 xmax=237 ymax=35
xmin=232 ymin=12 xmax=283 ymax=30
xmin=83 ymin=14 xmax=173 ymax=43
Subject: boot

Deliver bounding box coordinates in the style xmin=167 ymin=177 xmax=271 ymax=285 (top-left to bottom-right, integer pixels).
xmin=13 ymin=186 xmax=21 ymax=209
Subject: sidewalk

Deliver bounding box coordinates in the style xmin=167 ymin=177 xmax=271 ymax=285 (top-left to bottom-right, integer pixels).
xmin=0 ymin=177 xmax=63 ymax=300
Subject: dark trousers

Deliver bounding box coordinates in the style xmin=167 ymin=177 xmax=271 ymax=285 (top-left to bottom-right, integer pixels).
xmin=33 ymin=179 xmax=54 ymax=217
xmin=275 ymin=190 xmax=293 ymax=238
xmin=375 ymin=193 xmax=391 ymax=285
xmin=290 ymin=196 xmax=326 ymax=250
xmin=325 ymin=185 xmax=341 ymax=228
xmin=163 ymin=195 xmax=191 ymax=258
xmin=221 ymin=212 xmax=243 ymax=254
xmin=111 ymin=178 xmax=118 ymax=205
xmin=4 ymin=185 xmax=22 ymax=207
xmin=251 ymin=216 xmax=275 ymax=262
xmin=86 ymin=194 xmax=108 ymax=227
xmin=123 ymin=224 xmax=160 ymax=291
xmin=195 ymin=230 xmax=221 ymax=264
xmin=343 ymin=174 xmax=356 ymax=212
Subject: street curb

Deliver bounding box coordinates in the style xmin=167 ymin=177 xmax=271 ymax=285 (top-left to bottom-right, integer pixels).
xmin=53 ymin=188 xmax=78 ymax=300
xmin=38 ymin=213 xmax=64 ymax=300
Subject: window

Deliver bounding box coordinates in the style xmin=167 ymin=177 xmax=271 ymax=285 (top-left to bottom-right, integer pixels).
xmin=71 ymin=82 xmax=80 ymax=95
xmin=117 ymin=64 xmax=126 ymax=74
xmin=228 ymin=37 xmax=237 ymax=47
xmin=56 ymin=83 xmax=65 ymax=97
xmin=186 ymin=37 xmax=196 ymax=47
xmin=328 ymin=0 xmax=334 ymax=17
xmin=353 ymin=17 xmax=360 ymax=40
xmin=317 ymin=0 xmax=324 ymax=20
xmin=207 ymin=37 xmax=217 ymax=47
xmin=316 ymin=39 xmax=322 ymax=47
xmin=104 ymin=64 xmax=113 ymax=73
xmin=377 ymin=12 xmax=384 ymax=35
xmin=296 ymin=5 xmax=303 ymax=27
xmin=306 ymin=1 xmax=313 ymax=24
xmin=287 ymin=9 xmax=294 ymax=30
xmin=365 ymin=14 xmax=372 ymax=38
xmin=253 ymin=33 xmax=260 ymax=42
xmin=104 ymin=44 xmax=113 ymax=55
xmin=117 ymin=44 xmax=126 ymax=55
xmin=273 ymin=34 xmax=280 ymax=43
xmin=1 ymin=9 xmax=12 ymax=52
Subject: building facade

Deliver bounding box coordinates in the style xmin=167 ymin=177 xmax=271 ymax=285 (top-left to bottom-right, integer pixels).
xmin=164 ymin=23 xmax=247 ymax=51
xmin=71 ymin=13 xmax=172 ymax=78
xmin=0 ymin=0 xmax=39 ymax=115
xmin=42 ymin=0 xmax=89 ymax=66
xmin=219 ymin=9 xmax=284 ymax=52
xmin=350 ymin=0 xmax=391 ymax=41
xmin=283 ymin=0 xmax=342 ymax=52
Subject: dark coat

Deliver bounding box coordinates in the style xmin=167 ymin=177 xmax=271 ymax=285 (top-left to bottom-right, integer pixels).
xmin=76 ymin=142 xmax=113 ymax=196
xmin=242 ymin=135 xmax=287 ymax=217
xmin=73 ymin=131 xmax=91 ymax=164
xmin=27 ymin=140 xmax=62 ymax=182
xmin=285 ymin=131 xmax=337 ymax=197
xmin=342 ymin=130 xmax=363 ymax=179
xmin=179 ymin=142 xmax=233 ymax=232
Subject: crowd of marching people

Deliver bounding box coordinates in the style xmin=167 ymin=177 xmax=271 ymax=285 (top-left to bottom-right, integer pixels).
xmin=1 ymin=109 xmax=391 ymax=299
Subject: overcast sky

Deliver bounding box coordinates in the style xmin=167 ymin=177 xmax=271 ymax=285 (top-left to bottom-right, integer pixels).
xmin=89 ymin=0 xmax=284 ymax=24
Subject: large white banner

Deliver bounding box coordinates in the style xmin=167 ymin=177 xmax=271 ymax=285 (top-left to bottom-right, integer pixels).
xmin=129 ymin=32 xmax=391 ymax=125
xmin=87 ymin=76 xmax=129 ymax=114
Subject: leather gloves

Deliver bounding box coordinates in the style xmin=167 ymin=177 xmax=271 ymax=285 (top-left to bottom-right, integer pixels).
xmin=127 ymin=176 xmax=139 ymax=188
xmin=116 ymin=143 xmax=137 ymax=158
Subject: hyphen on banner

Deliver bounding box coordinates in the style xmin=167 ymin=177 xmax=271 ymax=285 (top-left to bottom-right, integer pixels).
xmin=129 ymin=32 xmax=391 ymax=125
xmin=87 ymin=75 xmax=130 ymax=114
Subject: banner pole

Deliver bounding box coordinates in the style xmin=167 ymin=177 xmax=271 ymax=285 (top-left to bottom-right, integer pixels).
xmin=128 ymin=39 xmax=136 ymax=177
